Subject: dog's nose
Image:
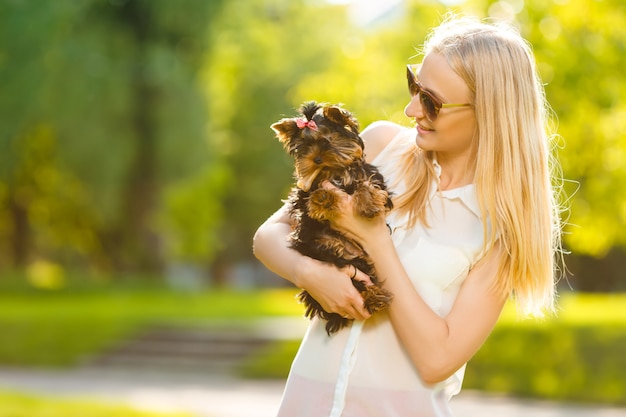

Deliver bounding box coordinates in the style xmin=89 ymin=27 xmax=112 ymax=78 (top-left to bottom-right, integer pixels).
xmin=314 ymin=157 xmax=323 ymax=164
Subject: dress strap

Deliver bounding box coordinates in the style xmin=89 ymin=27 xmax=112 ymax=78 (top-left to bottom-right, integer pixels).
xmin=329 ymin=320 xmax=364 ymax=417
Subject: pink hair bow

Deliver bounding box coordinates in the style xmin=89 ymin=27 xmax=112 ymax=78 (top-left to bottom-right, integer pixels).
xmin=296 ymin=118 xmax=318 ymax=130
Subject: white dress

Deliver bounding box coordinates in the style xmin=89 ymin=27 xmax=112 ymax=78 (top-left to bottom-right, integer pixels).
xmin=277 ymin=127 xmax=488 ymax=417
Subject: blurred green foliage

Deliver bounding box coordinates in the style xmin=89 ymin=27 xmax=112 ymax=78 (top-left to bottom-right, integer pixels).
xmin=466 ymin=324 xmax=626 ymax=403
xmin=0 ymin=0 xmax=625 ymax=288
xmin=464 ymin=294 xmax=626 ymax=403
xmin=0 ymin=0 xmax=224 ymax=273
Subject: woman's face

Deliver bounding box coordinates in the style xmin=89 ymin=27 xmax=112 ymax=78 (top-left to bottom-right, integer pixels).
xmin=404 ymin=52 xmax=476 ymax=158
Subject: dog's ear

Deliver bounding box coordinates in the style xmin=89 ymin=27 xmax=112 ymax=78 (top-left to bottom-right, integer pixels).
xmin=323 ymin=105 xmax=360 ymax=134
xmin=270 ymin=119 xmax=299 ymax=145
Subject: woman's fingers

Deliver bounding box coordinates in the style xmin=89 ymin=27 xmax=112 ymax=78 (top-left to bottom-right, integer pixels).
xmin=341 ymin=303 xmax=369 ymax=321
xmin=352 ymin=266 xmax=374 ymax=286
xmin=303 ymin=259 xmax=373 ymax=322
xmin=321 ymin=181 xmax=352 ymax=210
xmin=341 ymin=265 xmax=373 ymax=320
xmin=351 ymin=304 xmax=371 ymax=321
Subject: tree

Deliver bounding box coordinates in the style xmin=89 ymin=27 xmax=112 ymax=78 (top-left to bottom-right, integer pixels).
xmin=208 ymin=0 xmax=626 ymax=288
xmin=203 ymin=0 xmax=449 ymax=284
xmin=3 ymin=0 xmax=624 ymax=290
xmin=462 ymin=0 xmax=626 ymax=288
xmin=0 ymin=0 xmax=226 ymax=273
xmin=204 ymin=0 xmax=357 ymax=282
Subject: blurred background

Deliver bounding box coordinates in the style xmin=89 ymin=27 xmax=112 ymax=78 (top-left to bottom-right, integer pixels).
xmin=1 ymin=0 xmax=625 ymax=290
xmin=0 ymin=0 xmax=624 ymax=415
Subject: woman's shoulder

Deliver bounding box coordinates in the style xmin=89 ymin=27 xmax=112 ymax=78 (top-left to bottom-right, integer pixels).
xmin=361 ymin=121 xmax=407 ymax=164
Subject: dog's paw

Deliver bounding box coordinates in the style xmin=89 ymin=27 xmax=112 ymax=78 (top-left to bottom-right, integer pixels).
xmin=362 ymin=284 xmax=394 ymax=313
xmin=353 ymin=184 xmax=391 ymax=218
xmin=307 ymin=189 xmax=341 ymax=221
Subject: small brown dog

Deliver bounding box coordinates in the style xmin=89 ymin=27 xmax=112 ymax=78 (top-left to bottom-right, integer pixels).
xmin=271 ymin=101 xmax=393 ymax=335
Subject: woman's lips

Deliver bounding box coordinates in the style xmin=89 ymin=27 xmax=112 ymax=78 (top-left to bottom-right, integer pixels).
xmin=417 ymin=123 xmax=434 ymax=135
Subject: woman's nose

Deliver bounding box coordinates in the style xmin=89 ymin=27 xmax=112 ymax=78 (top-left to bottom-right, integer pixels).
xmin=404 ymin=95 xmax=423 ymax=119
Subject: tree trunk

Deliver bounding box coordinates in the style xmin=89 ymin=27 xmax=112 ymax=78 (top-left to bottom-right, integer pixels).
xmin=7 ymin=189 xmax=30 ymax=267
xmin=117 ymin=1 xmax=162 ymax=273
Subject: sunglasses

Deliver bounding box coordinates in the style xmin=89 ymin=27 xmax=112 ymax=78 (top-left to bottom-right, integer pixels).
xmin=406 ymin=64 xmax=472 ymax=122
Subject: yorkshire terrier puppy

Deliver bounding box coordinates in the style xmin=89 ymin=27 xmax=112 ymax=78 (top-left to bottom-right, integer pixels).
xmin=271 ymin=101 xmax=394 ymax=335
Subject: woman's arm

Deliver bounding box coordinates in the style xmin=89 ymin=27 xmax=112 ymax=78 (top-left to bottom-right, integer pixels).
xmin=327 ymin=197 xmax=507 ymax=384
xmin=372 ymin=230 xmax=506 ymax=384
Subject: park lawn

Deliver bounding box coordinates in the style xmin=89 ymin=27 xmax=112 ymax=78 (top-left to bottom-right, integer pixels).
xmin=0 ymin=285 xmax=624 ymax=405
xmin=0 ymin=390 xmax=193 ymax=417
xmin=0 ymin=286 xmax=301 ymax=366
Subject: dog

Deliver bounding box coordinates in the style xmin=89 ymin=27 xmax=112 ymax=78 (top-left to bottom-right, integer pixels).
xmin=271 ymin=101 xmax=393 ymax=335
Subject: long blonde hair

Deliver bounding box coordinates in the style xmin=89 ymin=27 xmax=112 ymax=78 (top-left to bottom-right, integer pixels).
xmin=395 ymin=16 xmax=564 ymax=315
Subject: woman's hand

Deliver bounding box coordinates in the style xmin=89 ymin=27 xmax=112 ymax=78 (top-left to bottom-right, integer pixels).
xmin=296 ymin=256 xmax=372 ymax=321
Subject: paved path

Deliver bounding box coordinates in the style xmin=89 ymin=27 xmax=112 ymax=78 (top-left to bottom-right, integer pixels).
xmin=0 ymin=367 xmax=624 ymax=417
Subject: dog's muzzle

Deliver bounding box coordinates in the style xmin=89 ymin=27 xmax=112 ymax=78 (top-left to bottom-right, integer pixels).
xmin=296 ymin=167 xmax=323 ymax=192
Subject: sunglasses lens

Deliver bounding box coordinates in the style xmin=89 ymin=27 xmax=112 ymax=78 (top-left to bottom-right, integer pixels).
xmin=420 ymin=94 xmax=438 ymax=121
xmin=407 ymin=73 xmax=419 ymax=97
xmin=407 ymin=66 xmax=439 ymax=122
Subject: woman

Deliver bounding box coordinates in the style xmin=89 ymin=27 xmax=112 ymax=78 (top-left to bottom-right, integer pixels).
xmin=253 ymin=16 xmax=564 ymax=417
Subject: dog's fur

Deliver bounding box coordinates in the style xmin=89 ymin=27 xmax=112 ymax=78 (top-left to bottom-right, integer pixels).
xmin=271 ymin=101 xmax=394 ymax=335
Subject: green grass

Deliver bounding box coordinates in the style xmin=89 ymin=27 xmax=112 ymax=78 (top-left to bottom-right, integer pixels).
xmin=0 ymin=390 xmax=193 ymax=417
xmin=0 ymin=285 xmax=301 ymax=366
xmin=1 ymin=281 xmax=624 ymax=405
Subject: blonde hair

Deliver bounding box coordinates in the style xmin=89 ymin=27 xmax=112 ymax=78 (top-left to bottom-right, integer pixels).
xmin=395 ymin=16 xmax=564 ymax=315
